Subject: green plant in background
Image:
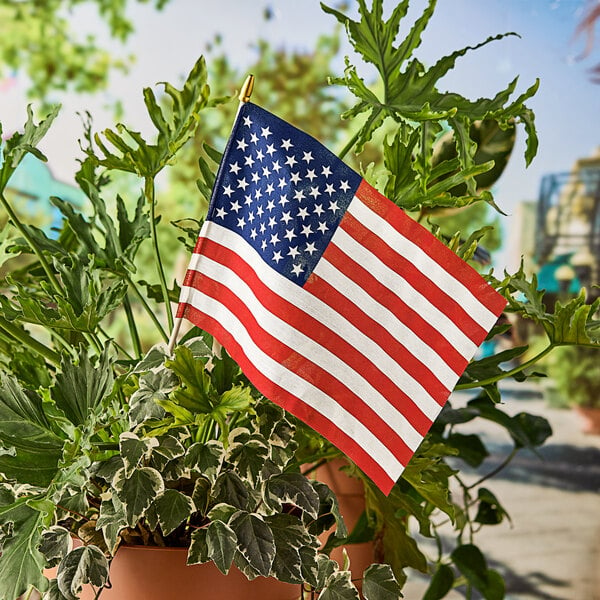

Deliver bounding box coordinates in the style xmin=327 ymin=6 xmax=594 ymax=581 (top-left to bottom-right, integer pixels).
xmin=0 ymin=1 xmax=599 ymax=600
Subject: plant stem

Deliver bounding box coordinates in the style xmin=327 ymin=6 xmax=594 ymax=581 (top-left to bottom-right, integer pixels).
xmin=145 ymin=177 xmax=174 ymax=333
xmin=0 ymin=316 xmax=60 ymax=364
xmin=0 ymin=192 xmax=63 ymax=296
xmin=126 ymin=274 xmax=168 ymax=342
xmin=337 ymin=107 xmax=383 ymax=161
xmin=455 ymin=344 xmax=555 ymax=390
xmin=123 ymin=295 xmax=142 ymax=358
xmin=466 ymin=448 xmax=518 ymax=491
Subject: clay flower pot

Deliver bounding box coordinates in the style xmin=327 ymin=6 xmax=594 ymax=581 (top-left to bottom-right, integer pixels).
xmin=574 ymin=405 xmax=600 ymax=435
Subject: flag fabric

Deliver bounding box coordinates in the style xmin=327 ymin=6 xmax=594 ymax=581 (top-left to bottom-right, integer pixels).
xmin=176 ymin=102 xmax=506 ymax=494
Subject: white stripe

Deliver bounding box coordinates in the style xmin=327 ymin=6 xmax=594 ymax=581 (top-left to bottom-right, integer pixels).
xmin=349 ymin=198 xmax=499 ymax=329
xmin=184 ymin=254 xmax=423 ymax=449
xmin=190 ymin=223 xmax=447 ymax=419
xmin=331 ymin=225 xmax=477 ymax=358
xmin=183 ymin=285 xmax=405 ymax=481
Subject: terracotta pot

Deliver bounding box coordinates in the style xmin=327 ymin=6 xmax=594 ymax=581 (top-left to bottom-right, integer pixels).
xmin=574 ymin=405 xmax=600 ymax=434
xmin=315 ymin=460 xmax=374 ymax=584
xmin=34 ymin=546 xmax=300 ymax=600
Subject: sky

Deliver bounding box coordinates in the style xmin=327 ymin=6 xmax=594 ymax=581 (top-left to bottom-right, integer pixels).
xmin=2 ymin=0 xmax=599 ymax=270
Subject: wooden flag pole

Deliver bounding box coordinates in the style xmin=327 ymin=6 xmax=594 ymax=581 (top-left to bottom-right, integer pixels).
xmin=167 ymin=75 xmax=255 ymax=355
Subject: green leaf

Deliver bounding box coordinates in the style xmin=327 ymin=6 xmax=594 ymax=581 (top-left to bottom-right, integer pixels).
xmin=56 ymin=545 xmax=109 ymax=600
xmin=213 ymin=471 xmax=250 ymax=510
xmin=362 ymin=563 xmax=403 ymax=600
xmin=0 ymin=374 xmax=64 ymax=486
xmin=42 ymin=579 xmax=69 ymax=600
xmin=309 ymin=480 xmax=348 ymax=539
xmin=226 ymin=436 xmax=269 ymax=486
xmin=230 ymin=511 xmax=275 ymax=578
xmin=445 ymin=433 xmax=489 ymax=467
xmin=152 ymin=489 xmax=194 ymax=536
xmin=113 ymin=467 xmax=164 ymax=527
xmin=187 ymin=528 xmax=210 ymax=565
xmin=319 ymin=571 xmax=360 ymax=600
xmin=451 ymin=544 xmax=505 ymax=600
xmin=265 ymin=473 xmax=320 ymax=519
xmin=0 ymin=500 xmax=48 ymax=600
xmin=475 ymin=487 xmax=511 ymax=526
xmin=128 ymin=369 xmax=177 ymax=427
xmin=206 ymin=520 xmax=237 ymax=575
xmin=40 ymin=526 xmax=73 ymax=568
xmin=185 ymin=440 xmax=225 ymax=482
xmin=119 ymin=433 xmax=158 ymax=476
xmin=96 ymin=496 xmax=127 ymax=554
xmin=423 ymin=563 xmax=455 ymax=600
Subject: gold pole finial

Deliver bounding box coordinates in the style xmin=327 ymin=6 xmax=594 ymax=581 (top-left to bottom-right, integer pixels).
xmin=239 ymin=74 xmax=255 ymax=103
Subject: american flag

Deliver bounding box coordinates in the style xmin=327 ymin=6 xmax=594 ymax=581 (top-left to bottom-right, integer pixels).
xmin=176 ymin=102 xmax=506 ymax=494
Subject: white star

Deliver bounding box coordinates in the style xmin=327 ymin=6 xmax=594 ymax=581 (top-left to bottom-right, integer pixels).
xmin=313 ymin=204 xmax=324 ymax=216
xmin=297 ymin=207 xmax=309 ymax=219
xmin=261 ymin=126 xmax=272 ymax=139
xmin=261 ymin=239 xmax=268 ymax=251
xmin=237 ymin=178 xmax=248 ymax=190
xmin=294 ymin=189 xmax=305 ymax=201
xmin=265 ymin=183 xmax=275 ymax=196
xmin=244 ymin=194 xmax=253 ymax=206
xmin=268 ymin=216 xmax=277 ymax=229
xmin=266 ymin=144 xmax=276 ymax=156
xmin=243 ymin=116 xmax=253 ymax=127
xmin=309 ymin=186 xmax=320 ymax=199
xmin=305 ymin=242 xmax=317 ymax=255
xmin=230 ymin=200 xmax=241 ymax=213
xmin=272 ymin=251 xmax=283 ymax=264
xmin=279 ymin=195 xmax=289 ymax=207
xmin=278 ymin=177 xmax=287 ymax=189
xmin=281 ymin=211 xmax=293 ymax=224
xmin=291 ymin=263 xmax=304 ymax=276
xmin=325 ymin=183 xmax=336 ymax=196
xmin=281 ymin=138 xmax=293 ymax=150
xmin=223 ymin=185 xmax=234 ymax=197
xmin=248 ymin=211 xmax=255 ymax=223
xmin=262 ymin=166 xmax=271 ymax=177
xmin=288 ymin=246 xmax=300 ymax=259
xmin=215 ymin=207 xmax=227 ymax=219
xmin=250 ymin=228 xmax=258 ymax=240
xmin=266 ymin=199 xmax=275 ymax=211
xmin=251 ymin=172 xmax=260 ymax=183
xmin=237 ymin=217 xmax=246 ymax=229
xmin=244 ymin=155 xmax=255 ymax=167
xmin=317 ymin=221 xmax=329 ymax=234
xmin=269 ymin=233 xmax=280 ymax=245
xmin=272 ymin=160 xmax=282 ymax=173
xmin=328 ymin=200 xmax=340 ymax=213
xmin=257 ymin=205 xmax=264 ymax=217
xmin=259 ymin=222 xmax=266 ymax=233
xmin=302 ymin=151 xmax=314 ymax=164
xmin=229 ymin=162 xmax=241 ymax=174
xmin=254 ymin=188 xmax=262 ymax=200
xmin=256 ymin=149 xmax=265 ymax=161
xmin=339 ymin=180 xmax=350 ymax=192
xmin=301 ymin=224 xmax=313 ymax=237
xmin=290 ymin=172 xmax=301 ymax=184
xmin=321 ymin=165 xmax=332 ymax=178
xmin=250 ymin=132 xmax=259 ymax=144
xmin=285 ymin=155 xmax=297 ymax=168
xmin=236 ymin=138 xmax=248 ymax=151
xmin=305 ymin=169 xmax=317 ymax=181
xmin=284 ymin=228 xmax=296 ymax=241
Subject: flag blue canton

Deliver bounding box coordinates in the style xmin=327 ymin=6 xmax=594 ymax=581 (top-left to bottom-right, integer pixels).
xmin=207 ymin=102 xmax=362 ymax=285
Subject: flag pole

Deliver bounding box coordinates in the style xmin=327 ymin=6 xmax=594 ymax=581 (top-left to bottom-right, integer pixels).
xmin=167 ymin=74 xmax=255 ymax=355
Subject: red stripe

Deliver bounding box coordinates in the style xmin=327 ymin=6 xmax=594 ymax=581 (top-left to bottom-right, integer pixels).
xmin=180 ymin=304 xmax=396 ymax=494
xmin=340 ymin=210 xmax=488 ymax=345
xmin=356 ymin=180 xmax=507 ymax=316
xmin=198 ymin=238 xmax=433 ymax=435
xmin=181 ymin=254 xmax=416 ymax=467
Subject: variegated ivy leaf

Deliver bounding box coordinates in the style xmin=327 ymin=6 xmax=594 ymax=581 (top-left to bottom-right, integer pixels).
xmin=213 ymin=471 xmax=250 ymax=511
xmin=185 ymin=440 xmax=225 ymax=482
xmin=96 ymin=496 xmax=127 ymax=554
xmin=362 ymin=564 xmax=403 ymax=600
xmin=191 ymin=477 xmax=211 ymax=517
xmin=113 ymin=467 xmax=164 ymax=528
xmin=299 ymin=545 xmax=321 ymax=589
xmin=226 ymin=436 xmax=269 ymax=487
xmin=307 ymin=481 xmax=348 ymax=539
xmin=56 ymin=545 xmax=109 ymax=600
xmin=206 ymin=520 xmax=237 ymax=575
xmin=314 ymin=554 xmax=342 ymax=591
xmin=187 ymin=528 xmax=210 ymax=565
xmin=40 ymin=526 xmax=73 ymax=567
xmin=151 ymin=489 xmax=194 ymax=536
xmin=119 ymin=433 xmax=159 ymax=477
xmin=207 ymin=503 xmax=238 ymax=524
xmin=230 ymin=511 xmax=275 ymax=578
xmin=265 ymin=513 xmax=315 ymax=584
xmin=128 ymin=369 xmax=177 ymax=427
xmin=133 ymin=345 xmax=169 ymax=373
xmin=319 ymin=571 xmax=361 ymax=600
xmin=265 ymin=473 xmax=320 ymax=519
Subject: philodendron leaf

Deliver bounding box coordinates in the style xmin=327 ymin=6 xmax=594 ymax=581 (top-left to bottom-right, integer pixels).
xmin=230 ymin=511 xmax=276 ymax=578
xmin=423 ymin=564 xmax=455 ymax=600
xmin=40 ymin=526 xmax=73 ymax=567
xmin=152 ymin=489 xmax=194 ymax=536
xmin=113 ymin=466 xmax=164 ymax=527
xmin=56 ymin=545 xmax=109 ymax=600
xmin=362 ymin=564 xmax=403 ymax=600
xmin=0 ymin=500 xmax=48 ymax=600
xmin=206 ymin=520 xmax=237 ymax=575
xmin=265 ymin=473 xmax=321 ymax=519
xmin=319 ymin=571 xmax=360 ymax=600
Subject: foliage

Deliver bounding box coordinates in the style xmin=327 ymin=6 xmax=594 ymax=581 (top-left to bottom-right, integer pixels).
xmin=0 ymin=1 xmax=598 ymax=599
